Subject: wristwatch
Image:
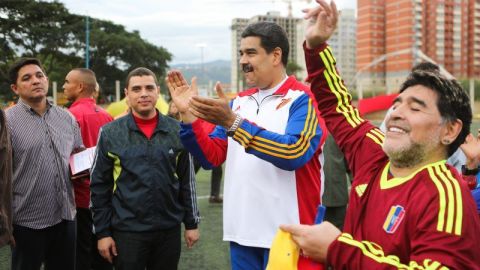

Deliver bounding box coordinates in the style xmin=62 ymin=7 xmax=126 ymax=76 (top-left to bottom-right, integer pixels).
xmin=461 ymin=165 xmax=479 ymax=176
xmin=226 ymin=113 xmax=243 ymax=137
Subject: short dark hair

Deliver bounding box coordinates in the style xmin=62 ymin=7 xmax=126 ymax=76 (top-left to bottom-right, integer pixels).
xmin=125 ymin=67 xmax=159 ymax=89
xmin=241 ymin=22 xmax=289 ymax=66
xmin=399 ymin=69 xmax=472 ymax=157
xmin=72 ymin=68 xmax=97 ymax=94
xmin=8 ymin=58 xmax=45 ymax=85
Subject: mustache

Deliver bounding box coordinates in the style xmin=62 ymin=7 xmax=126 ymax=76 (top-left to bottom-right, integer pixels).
xmin=242 ymin=64 xmax=254 ymax=73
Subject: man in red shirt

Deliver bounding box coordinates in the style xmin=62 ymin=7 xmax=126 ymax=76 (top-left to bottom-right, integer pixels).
xmin=63 ymin=68 xmax=113 ymax=270
xmin=281 ymin=1 xmax=480 ymax=269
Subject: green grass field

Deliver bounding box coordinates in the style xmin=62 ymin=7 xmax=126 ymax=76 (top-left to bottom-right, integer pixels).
xmin=179 ymin=169 xmax=230 ymax=270
xmin=0 ymin=169 xmax=230 ymax=270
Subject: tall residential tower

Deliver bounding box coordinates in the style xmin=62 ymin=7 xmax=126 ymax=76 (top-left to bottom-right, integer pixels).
xmin=327 ymin=9 xmax=357 ymax=90
xmin=357 ymin=0 xmax=480 ymax=93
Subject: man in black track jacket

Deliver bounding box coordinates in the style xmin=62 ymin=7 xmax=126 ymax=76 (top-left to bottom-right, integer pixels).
xmin=91 ymin=67 xmax=199 ymax=270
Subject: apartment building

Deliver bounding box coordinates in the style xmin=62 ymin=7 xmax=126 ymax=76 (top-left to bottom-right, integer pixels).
xmin=357 ymin=0 xmax=479 ymax=93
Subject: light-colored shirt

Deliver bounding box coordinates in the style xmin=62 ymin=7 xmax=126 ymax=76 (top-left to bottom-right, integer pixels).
xmin=6 ymin=99 xmax=83 ymax=229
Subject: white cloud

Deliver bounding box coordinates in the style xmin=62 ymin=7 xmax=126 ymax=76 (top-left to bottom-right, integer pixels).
xmin=59 ymin=0 xmax=356 ymax=64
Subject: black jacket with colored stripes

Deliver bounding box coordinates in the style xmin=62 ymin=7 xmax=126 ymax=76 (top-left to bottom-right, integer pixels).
xmin=91 ymin=112 xmax=199 ymax=239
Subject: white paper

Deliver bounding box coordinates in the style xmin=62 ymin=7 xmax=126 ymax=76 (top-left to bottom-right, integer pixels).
xmin=69 ymin=147 xmax=96 ymax=175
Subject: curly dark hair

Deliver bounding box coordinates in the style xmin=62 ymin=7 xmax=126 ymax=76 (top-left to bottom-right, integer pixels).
xmin=399 ymin=65 xmax=471 ymax=157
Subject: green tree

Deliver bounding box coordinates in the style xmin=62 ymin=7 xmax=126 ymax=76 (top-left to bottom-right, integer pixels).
xmin=0 ymin=1 xmax=80 ymax=100
xmin=83 ymin=20 xmax=171 ymax=97
xmin=0 ymin=0 xmax=171 ymax=102
xmin=459 ymin=79 xmax=480 ymax=100
xmin=286 ymin=61 xmax=303 ymax=80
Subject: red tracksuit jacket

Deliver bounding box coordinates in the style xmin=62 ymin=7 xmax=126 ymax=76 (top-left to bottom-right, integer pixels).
xmin=305 ymin=43 xmax=480 ymax=269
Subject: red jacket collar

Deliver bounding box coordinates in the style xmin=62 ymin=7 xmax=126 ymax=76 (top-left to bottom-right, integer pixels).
xmin=70 ymin=98 xmax=96 ymax=108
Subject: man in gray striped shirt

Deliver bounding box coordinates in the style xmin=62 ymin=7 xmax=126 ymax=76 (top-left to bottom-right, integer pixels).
xmin=6 ymin=58 xmax=83 ymax=270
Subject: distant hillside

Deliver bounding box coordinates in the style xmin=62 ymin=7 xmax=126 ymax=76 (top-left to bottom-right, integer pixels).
xmin=170 ymin=60 xmax=231 ymax=86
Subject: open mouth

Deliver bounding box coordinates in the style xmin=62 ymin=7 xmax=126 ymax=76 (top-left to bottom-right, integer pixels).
xmin=387 ymin=126 xmax=407 ymax=134
xmin=242 ymin=64 xmax=254 ymax=73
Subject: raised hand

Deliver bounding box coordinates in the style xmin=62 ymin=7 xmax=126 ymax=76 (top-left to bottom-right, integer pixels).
xmin=460 ymin=130 xmax=480 ymax=170
xmin=165 ymin=70 xmax=198 ymax=113
xmin=166 ymin=70 xmax=198 ymax=123
xmin=189 ymin=82 xmax=237 ymax=128
xmin=303 ymin=0 xmax=338 ymax=49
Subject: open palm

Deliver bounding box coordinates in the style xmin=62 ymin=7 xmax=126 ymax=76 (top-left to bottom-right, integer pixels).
xmin=303 ymin=0 xmax=338 ymax=49
xmin=166 ymin=70 xmax=198 ymax=113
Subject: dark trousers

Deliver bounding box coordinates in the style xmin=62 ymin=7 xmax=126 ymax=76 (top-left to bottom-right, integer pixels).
xmin=112 ymin=225 xmax=181 ymax=270
xmin=194 ymin=160 xmax=223 ymax=197
xmin=76 ymin=208 xmax=112 ymax=270
xmin=210 ymin=166 xmax=223 ymax=197
xmin=11 ymin=220 xmax=76 ymax=270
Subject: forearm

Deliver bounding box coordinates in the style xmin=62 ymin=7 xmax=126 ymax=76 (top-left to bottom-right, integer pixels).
xmin=180 ymin=120 xmax=227 ymax=168
xmin=90 ymin=136 xmax=115 ymax=238
xmin=90 ymin=171 xmax=114 ymax=238
xmin=304 ymin=42 xmax=386 ymax=176
xmin=229 ymin=118 xmax=322 ymax=170
xmin=177 ymin=151 xmax=200 ymax=229
xmin=328 ymin=233 xmax=451 ymax=269
xmin=180 ymin=111 xmax=197 ymax=124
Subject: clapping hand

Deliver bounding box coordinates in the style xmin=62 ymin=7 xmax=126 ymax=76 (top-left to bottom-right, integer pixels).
xmin=189 ymin=82 xmax=237 ymax=128
xmin=166 ymin=70 xmax=198 ymax=123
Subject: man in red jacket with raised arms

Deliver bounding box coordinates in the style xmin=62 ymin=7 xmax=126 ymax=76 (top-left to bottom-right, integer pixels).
xmin=281 ymin=1 xmax=480 ymax=269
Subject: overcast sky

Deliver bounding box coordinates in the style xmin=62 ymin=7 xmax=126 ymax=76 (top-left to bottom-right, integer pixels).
xmin=59 ymin=0 xmax=356 ymax=65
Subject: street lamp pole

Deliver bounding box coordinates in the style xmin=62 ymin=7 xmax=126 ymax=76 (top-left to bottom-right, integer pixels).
xmin=196 ymin=43 xmax=206 ymax=94
xmin=196 ymin=43 xmax=206 ymax=73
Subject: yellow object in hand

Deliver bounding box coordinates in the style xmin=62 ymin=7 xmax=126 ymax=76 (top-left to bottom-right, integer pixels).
xmin=266 ymin=229 xmax=299 ymax=270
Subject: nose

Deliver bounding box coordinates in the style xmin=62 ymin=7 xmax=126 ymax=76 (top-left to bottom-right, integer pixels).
xmin=31 ymin=75 xmax=41 ymax=85
xmin=239 ymin=54 xmax=248 ymax=65
xmin=140 ymin=88 xmax=149 ymax=97
xmin=388 ymin=105 xmax=405 ymax=121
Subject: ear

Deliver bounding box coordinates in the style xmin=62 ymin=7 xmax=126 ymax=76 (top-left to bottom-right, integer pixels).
xmin=156 ymin=85 xmax=160 ymax=94
xmin=124 ymin=88 xmax=128 ymax=97
xmin=10 ymin=84 xmax=19 ymax=95
xmin=441 ymin=119 xmax=462 ymax=145
xmin=78 ymin=82 xmax=85 ymax=93
xmin=272 ymin=47 xmax=283 ymax=66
